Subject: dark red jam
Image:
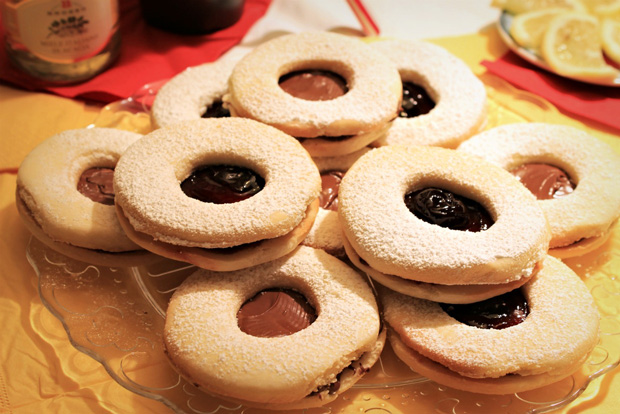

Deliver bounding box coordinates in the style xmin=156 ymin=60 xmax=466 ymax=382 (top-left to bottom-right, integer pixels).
xmin=319 ymin=170 xmax=345 ymax=211
xmin=279 ymin=70 xmax=348 ymax=101
xmin=405 ymin=187 xmax=493 ymax=232
xmin=237 ymin=289 xmax=317 ymax=337
xmin=201 ymin=100 xmax=230 ymax=118
xmin=181 ymin=165 xmax=264 ymax=204
xmin=510 ymin=163 xmax=575 ymax=200
xmin=399 ymin=82 xmax=435 ymax=118
xmin=77 ymin=167 xmax=115 ymax=205
xmin=440 ymin=289 xmax=529 ymax=330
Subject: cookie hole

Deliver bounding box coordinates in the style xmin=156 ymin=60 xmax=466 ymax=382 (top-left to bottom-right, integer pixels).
xmin=440 ymin=288 xmax=529 ymax=330
xmin=510 ymin=163 xmax=576 ymax=200
xmin=399 ymin=82 xmax=435 ymax=118
xmin=180 ymin=164 xmax=265 ymax=204
xmin=319 ymin=170 xmax=345 ymax=211
xmin=77 ymin=167 xmax=115 ymax=205
xmin=201 ymin=100 xmax=230 ymax=118
xmin=237 ymin=288 xmax=317 ymax=337
xmin=279 ymin=69 xmax=348 ymax=101
xmin=404 ymin=187 xmax=494 ymax=232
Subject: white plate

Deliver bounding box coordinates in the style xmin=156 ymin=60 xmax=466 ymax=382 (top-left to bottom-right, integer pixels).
xmin=496 ymin=11 xmax=620 ymax=87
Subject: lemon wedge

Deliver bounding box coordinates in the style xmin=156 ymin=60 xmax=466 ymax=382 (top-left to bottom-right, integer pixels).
xmin=601 ymin=18 xmax=620 ymax=64
xmin=541 ymin=12 xmax=619 ymax=81
xmin=509 ymin=8 xmax=569 ymax=49
xmin=492 ymin=0 xmax=585 ymax=15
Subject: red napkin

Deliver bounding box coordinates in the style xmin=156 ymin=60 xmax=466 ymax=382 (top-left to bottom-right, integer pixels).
xmin=482 ymin=52 xmax=620 ymax=133
xmin=0 ymin=0 xmax=271 ymax=103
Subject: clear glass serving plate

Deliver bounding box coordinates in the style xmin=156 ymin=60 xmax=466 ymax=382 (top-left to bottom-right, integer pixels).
xmin=27 ymin=74 xmax=620 ymax=414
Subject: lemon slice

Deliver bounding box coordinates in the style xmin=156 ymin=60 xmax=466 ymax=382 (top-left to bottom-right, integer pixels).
xmin=491 ymin=0 xmax=585 ymax=15
xmin=541 ymin=12 xmax=619 ymax=81
xmin=583 ymin=0 xmax=620 ymax=16
xmin=601 ymin=18 xmax=620 ymax=64
xmin=509 ymin=8 xmax=569 ymax=49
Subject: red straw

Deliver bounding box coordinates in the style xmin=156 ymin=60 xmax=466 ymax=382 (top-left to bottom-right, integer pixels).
xmin=346 ymin=0 xmax=380 ymax=36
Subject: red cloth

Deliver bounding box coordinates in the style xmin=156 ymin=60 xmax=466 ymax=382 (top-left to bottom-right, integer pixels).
xmin=482 ymin=52 xmax=620 ymax=133
xmin=0 ymin=0 xmax=271 ymax=103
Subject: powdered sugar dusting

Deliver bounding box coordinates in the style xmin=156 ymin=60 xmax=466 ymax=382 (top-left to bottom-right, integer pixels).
xmin=164 ymin=246 xmax=380 ymax=404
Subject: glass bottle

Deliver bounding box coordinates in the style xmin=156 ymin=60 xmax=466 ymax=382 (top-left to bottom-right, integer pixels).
xmin=1 ymin=0 xmax=120 ymax=84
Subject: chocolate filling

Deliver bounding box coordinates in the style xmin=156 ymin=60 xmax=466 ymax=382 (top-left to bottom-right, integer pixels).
xmin=510 ymin=163 xmax=575 ymax=200
xmin=399 ymin=82 xmax=435 ymax=118
xmin=201 ymin=100 xmax=230 ymax=118
xmin=237 ymin=288 xmax=317 ymax=337
xmin=181 ymin=164 xmax=264 ymax=204
xmin=405 ymin=187 xmax=493 ymax=232
xmin=310 ymin=357 xmax=370 ymax=398
xmin=440 ymin=289 xmax=529 ymax=330
xmin=77 ymin=167 xmax=115 ymax=205
xmin=279 ymin=69 xmax=348 ymax=101
xmin=319 ymin=170 xmax=345 ymax=211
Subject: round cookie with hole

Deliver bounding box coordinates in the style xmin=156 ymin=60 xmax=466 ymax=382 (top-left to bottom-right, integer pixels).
xmin=151 ymin=57 xmax=238 ymax=128
xmin=113 ymin=118 xmax=321 ymax=271
xmin=15 ymin=127 xmax=157 ymax=267
xmin=338 ymin=145 xmax=550 ymax=302
xmin=368 ymin=39 xmax=487 ymax=149
xmin=380 ymin=255 xmax=599 ymax=394
xmin=163 ymin=245 xmax=385 ymax=410
xmin=458 ymin=123 xmax=620 ymax=258
xmin=223 ymin=31 xmax=402 ymax=156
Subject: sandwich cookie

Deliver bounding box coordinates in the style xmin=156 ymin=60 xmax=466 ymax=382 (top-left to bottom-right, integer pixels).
xmin=458 ymin=123 xmax=620 ymax=258
xmin=381 ymin=255 xmax=600 ymax=394
xmin=164 ymin=246 xmax=384 ymax=410
xmin=113 ymin=118 xmax=321 ymax=271
xmin=151 ymin=58 xmax=237 ymax=128
xmin=15 ymin=127 xmax=156 ymax=267
xmin=369 ymin=39 xmax=487 ymax=148
xmin=338 ymin=145 xmax=550 ymax=303
xmin=224 ymin=31 xmax=402 ymax=156
xmin=301 ymin=147 xmax=371 ymax=257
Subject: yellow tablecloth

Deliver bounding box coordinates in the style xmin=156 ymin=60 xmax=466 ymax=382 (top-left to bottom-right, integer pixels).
xmin=1 ymin=27 xmax=619 ymax=414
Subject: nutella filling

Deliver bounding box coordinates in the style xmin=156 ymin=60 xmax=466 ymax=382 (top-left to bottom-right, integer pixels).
xmin=319 ymin=170 xmax=345 ymax=211
xmin=181 ymin=164 xmax=264 ymax=204
xmin=201 ymin=100 xmax=230 ymax=118
xmin=279 ymin=70 xmax=348 ymax=101
xmin=77 ymin=167 xmax=115 ymax=205
xmin=405 ymin=187 xmax=493 ymax=232
xmin=237 ymin=288 xmax=317 ymax=337
xmin=440 ymin=289 xmax=529 ymax=330
xmin=510 ymin=163 xmax=575 ymax=200
xmin=399 ymin=82 xmax=435 ymax=118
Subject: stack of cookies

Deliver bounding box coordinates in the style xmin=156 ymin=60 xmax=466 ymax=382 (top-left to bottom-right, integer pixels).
xmin=16 ymin=30 xmax=619 ymax=410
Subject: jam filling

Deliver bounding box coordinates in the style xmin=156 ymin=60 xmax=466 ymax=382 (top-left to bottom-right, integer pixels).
xmin=320 ymin=170 xmax=345 ymax=211
xmin=279 ymin=70 xmax=348 ymax=101
xmin=440 ymin=289 xmax=529 ymax=330
xmin=181 ymin=165 xmax=264 ymax=204
xmin=237 ymin=288 xmax=317 ymax=337
xmin=201 ymin=100 xmax=230 ymax=118
xmin=77 ymin=167 xmax=115 ymax=205
xmin=510 ymin=163 xmax=575 ymax=200
xmin=405 ymin=187 xmax=493 ymax=232
xmin=399 ymin=82 xmax=435 ymax=118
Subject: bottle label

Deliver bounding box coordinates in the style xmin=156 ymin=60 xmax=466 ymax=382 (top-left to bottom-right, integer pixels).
xmin=4 ymin=0 xmax=117 ymax=62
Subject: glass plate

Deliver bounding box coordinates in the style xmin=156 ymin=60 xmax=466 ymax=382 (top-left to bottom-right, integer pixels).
xmin=28 ymin=75 xmax=620 ymax=414
xmin=496 ymin=10 xmax=620 ymax=87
